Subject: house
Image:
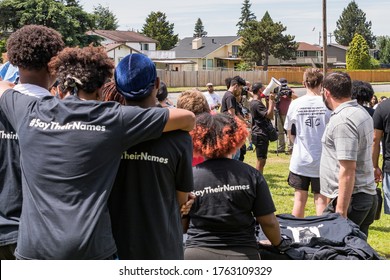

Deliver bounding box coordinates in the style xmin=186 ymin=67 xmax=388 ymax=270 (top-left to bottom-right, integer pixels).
xmin=87 ymin=30 xmax=158 ymax=65
xmin=269 ymin=42 xmax=338 ymax=67
xmin=87 ymin=30 xmax=158 ymax=51
xmin=104 ymin=43 xmax=140 ymax=66
xmin=171 ymin=36 xmax=242 ymax=71
xmin=327 ymin=43 xmax=348 ymax=68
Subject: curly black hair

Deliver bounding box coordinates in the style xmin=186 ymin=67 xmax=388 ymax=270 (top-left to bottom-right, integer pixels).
xmin=6 ymin=25 xmax=65 ymax=70
xmin=48 ymin=46 xmax=114 ymax=94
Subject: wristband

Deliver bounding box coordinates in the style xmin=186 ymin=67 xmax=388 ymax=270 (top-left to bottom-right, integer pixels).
xmin=274 ymin=234 xmax=292 ymax=254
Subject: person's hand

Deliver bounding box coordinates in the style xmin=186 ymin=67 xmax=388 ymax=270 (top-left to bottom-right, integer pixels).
xmin=269 ymin=93 xmax=276 ymax=102
xmin=0 ymin=80 xmax=15 ymax=96
xmin=374 ymin=167 xmax=383 ymax=183
xmin=181 ymin=192 xmax=196 ymax=217
xmin=274 ymin=234 xmax=292 ymax=254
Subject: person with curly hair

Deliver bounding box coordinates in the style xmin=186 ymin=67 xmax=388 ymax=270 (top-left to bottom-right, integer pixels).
xmin=184 ymin=113 xmax=284 ymax=260
xmin=177 ymin=88 xmax=211 ymax=115
xmin=176 ymin=88 xmax=210 ymax=166
xmin=0 ymin=40 xmax=195 ymax=259
xmin=0 ymin=25 xmax=64 ymax=260
xmin=106 ymin=53 xmax=194 ymax=260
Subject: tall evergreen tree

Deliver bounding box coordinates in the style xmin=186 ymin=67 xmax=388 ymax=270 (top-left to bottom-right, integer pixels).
xmin=193 ymin=18 xmax=207 ymax=38
xmin=346 ymin=33 xmax=371 ymax=69
xmin=334 ymin=1 xmax=375 ymax=48
xmin=92 ymin=4 xmax=118 ymax=30
xmin=141 ymin=11 xmax=178 ymax=50
xmin=236 ymin=0 xmax=256 ymax=35
xmin=239 ymin=11 xmax=297 ymax=71
xmin=377 ymin=36 xmax=390 ymax=64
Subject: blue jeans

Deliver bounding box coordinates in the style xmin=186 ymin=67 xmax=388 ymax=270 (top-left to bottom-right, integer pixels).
xmin=382 ymin=172 xmax=390 ymax=214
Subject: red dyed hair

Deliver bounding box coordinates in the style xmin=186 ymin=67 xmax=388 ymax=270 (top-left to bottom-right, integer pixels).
xmin=191 ymin=113 xmax=248 ymax=159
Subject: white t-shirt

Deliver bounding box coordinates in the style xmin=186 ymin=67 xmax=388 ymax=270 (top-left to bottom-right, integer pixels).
xmin=203 ymin=91 xmax=221 ymax=111
xmin=284 ymin=95 xmax=330 ymax=177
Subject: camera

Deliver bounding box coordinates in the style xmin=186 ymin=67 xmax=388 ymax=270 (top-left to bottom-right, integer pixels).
xmin=241 ymin=86 xmax=249 ymax=97
xmin=274 ymin=84 xmax=293 ymax=103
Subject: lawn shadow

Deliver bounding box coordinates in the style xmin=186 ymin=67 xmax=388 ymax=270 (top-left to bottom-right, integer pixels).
xmin=369 ymin=225 xmax=390 ymax=233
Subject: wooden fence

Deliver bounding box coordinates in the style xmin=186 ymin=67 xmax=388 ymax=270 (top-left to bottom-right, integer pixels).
xmin=156 ymin=69 xmax=390 ymax=87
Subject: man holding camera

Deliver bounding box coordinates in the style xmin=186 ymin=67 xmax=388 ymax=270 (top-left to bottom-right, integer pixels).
xmin=274 ymin=78 xmax=295 ymax=154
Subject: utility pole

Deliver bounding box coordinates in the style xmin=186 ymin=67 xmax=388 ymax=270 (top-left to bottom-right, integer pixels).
xmin=322 ymin=0 xmax=327 ymax=75
xmin=328 ymin=33 xmax=333 ymax=44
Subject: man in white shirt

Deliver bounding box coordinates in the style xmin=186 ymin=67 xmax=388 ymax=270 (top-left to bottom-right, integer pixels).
xmin=203 ymin=82 xmax=221 ymax=112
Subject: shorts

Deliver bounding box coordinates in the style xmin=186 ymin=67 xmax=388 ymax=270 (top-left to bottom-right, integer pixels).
xmin=252 ymin=134 xmax=269 ymax=159
xmin=288 ymin=171 xmax=320 ymax=194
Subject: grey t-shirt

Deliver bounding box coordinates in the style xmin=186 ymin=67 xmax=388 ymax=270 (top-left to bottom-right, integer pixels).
xmin=320 ymin=100 xmax=376 ymax=198
xmin=0 ymin=90 xmax=168 ymax=259
xmin=0 ymin=111 xmax=21 ymax=246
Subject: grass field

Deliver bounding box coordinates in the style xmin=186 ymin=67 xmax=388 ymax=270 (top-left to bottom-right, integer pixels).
xmin=243 ymin=140 xmax=390 ymax=259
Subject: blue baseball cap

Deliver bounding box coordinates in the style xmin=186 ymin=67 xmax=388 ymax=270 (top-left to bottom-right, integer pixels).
xmin=114 ymin=53 xmax=157 ymax=101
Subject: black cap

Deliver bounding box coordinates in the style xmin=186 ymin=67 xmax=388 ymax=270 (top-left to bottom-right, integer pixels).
xmin=279 ymin=78 xmax=288 ymax=86
xmin=252 ymin=82 xmax=264 ymax=94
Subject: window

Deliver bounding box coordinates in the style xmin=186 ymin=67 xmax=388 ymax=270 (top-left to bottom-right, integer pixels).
xmin=296 ymin=51 xmax=304 ymax=57
xmin=143 ymin=44 xmax=149 ymax=51
xmin=207 ymin=59 xmax=213 ymax=69
xmin=232 ymin=45 xmax=239 ymax=57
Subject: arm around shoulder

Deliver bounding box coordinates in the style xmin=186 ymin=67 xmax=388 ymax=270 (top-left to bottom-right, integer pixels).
xmin=0 ymin=81 xmax=15 ymax=98
xmin=164 ymin=108 xmax=195 ymax=132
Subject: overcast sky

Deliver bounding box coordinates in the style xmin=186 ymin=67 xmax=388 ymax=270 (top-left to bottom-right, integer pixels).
xmin=80 ymin=0 xmax=389 ymax=45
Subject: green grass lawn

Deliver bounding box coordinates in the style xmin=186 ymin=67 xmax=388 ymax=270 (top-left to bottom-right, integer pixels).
xmin=243 ymin=140 xmax=390 ymax=259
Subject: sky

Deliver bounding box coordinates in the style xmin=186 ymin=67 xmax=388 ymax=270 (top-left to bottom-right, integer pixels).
xmin=80 ymin=0 xmax=389 ymax=45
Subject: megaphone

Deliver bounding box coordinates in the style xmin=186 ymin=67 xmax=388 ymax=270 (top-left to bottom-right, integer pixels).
xmin=263 ymin=77 xmax=281 ymax=96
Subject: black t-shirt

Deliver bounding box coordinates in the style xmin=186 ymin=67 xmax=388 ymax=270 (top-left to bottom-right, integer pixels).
xmin=0 ymin=111 xmax=21 ymax=246
xmin=109 ymin=130 xmax=193 ymax=260
xmin=373 ymin=99 xmax=390 ymax=172
xmin=186 ymin=158 xmax=276 ymax=249
xmin=0 ymin=90 xmax=168 ymax=259
xmin=221 ymin=91 xmax=239 ymax=115
xmin=250 ymin=99 xmax=269 ymax=137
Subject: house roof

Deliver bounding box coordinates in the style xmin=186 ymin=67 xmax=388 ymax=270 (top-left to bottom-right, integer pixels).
xmin=104 ymin=43 xmax=140 ymax=53
xmin=297 ymin=42 xmax=322 ymax=51
xmin=328 ymin=43 xmax=348 ymax=50
xmin=172 ymin=36 xmax=240 ymax=58
xmin=88 ymin=30 xmax=158 ymax=43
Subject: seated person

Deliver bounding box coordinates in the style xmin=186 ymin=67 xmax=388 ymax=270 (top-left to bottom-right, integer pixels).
xmin=184 ymin=113 xmax=285 ymax=260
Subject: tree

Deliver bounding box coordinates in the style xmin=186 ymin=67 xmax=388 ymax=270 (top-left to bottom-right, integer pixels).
xmin=0 ymin=0 xmax=97 ymax=47
xmin=346 ymin=33 xmax=371 ymax=69
xmin=239 ymin=12 xmax=297 ymax=71
xmin=236 ymin=0 xmax=256 ymax=35
xmin=141 ymin=11 xmax=178 ymax=50
xmin=92 ymin=4 xmax=118 ymax=30
xmin=193 ymin=18 xmax=207 ymax=38
xmin=377 ymin=36 xmax=390 ymax=64
xmin=334 ymin=1 xmax=375 ymax=48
